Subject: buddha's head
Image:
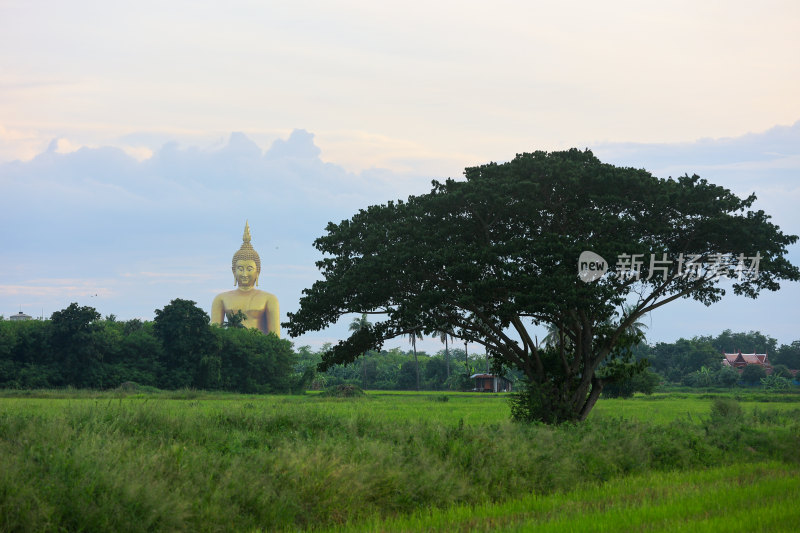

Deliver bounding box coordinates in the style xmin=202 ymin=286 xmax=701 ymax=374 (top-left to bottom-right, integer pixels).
xmin=232 ymin=221 xmax=261 ymax=288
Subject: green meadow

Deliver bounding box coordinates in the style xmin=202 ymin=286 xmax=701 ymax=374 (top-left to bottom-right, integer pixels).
xmin=1 ymin=390 xmax=799 ymax=531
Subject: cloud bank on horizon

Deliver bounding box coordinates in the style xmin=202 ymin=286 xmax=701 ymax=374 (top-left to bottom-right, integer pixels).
xmin=2 ymin=0 xmax=799 ymax=350
xmin=3 ymin=2 xmax=800 ymax=169
xmin=1 ymin=123 xmax=799 ymax=350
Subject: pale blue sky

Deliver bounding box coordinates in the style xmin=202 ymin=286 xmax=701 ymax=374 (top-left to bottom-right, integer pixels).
xmin=1 ymin=1 xmax=799 ymax=352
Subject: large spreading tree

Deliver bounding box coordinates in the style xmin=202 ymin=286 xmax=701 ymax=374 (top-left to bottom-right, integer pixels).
xmin=286 ymin=149 xmax=798 ymax=423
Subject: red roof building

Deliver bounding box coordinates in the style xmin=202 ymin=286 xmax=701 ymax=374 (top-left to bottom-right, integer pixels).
xmin=722 ymin=349 xmax=771 ymax=370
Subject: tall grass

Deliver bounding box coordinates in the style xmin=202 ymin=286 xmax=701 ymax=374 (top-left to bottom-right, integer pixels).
xmin=0 ymin=392 xmax=798 ymax=531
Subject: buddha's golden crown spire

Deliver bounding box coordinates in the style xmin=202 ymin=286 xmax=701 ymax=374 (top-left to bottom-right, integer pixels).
xmin=232 ymin=220 xmax=261 ymax=285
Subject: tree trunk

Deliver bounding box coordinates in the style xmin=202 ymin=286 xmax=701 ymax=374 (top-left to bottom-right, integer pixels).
xmin=413 ymin=343 xmax=420 ymax=391
xmin=445 ymin=337 xmax=450 ymax=379
xmin=578 ymin=377 xmax=604 ymax=421
xmin=362 ymin=352 xmax=367 ymax=389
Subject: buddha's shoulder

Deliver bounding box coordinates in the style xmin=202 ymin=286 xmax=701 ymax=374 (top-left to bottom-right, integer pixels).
xmin=213 ymin=290 xmax=241 ymax=302
xmin=251 ymin=289 xmax=278 ymax=303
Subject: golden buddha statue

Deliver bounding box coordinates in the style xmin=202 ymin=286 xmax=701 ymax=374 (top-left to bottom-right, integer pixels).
xmin=211 ymin=222 xmax=280 ymax=337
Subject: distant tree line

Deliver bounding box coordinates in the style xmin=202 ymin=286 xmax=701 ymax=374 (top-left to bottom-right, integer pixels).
xmin=0 ymin=300 xmax=498 ymax=393
xmin=0 ymin=299 xmax=301 ymax=392
xmin=626 ymin=329 xmax=799 ymax=391
xmin=304 ymin=328 xmax=800 ymax=395
xmin=3 ymin=303 xmax=797 ymax=394
xmin=294 ymin=343 xmax=513 ymax=392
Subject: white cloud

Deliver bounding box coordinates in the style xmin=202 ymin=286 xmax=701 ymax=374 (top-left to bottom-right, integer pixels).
xmin=55 ymin=138 xmax=87 ymax=154
xmin=0 ymin=124 xmax=47 ymax=161
xmin=0 ymin=128 xmax=422 ymax=325
xmin=0 ymin=281 xmax=112 ymax=299
xmin=126 ymin=272 xmax=215 ymax=282
xmin=2 ymin=124 xmax=799 ymax=345
xmin=121 ymin=145 xmax=153 ymax=161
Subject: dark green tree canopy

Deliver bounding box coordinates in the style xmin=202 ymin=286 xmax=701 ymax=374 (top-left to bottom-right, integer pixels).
xmin=153 ymin=298 xmax=212 ymax=353
xmin=50 ymin=303 xmax=101 ymax=344
xmin=286 ymin=149 xmax=798 ymax=422
xmin=741 ymin=363 xmax=768 ymax=384
xmin=50 ymin=303 xmax=103 ymax=387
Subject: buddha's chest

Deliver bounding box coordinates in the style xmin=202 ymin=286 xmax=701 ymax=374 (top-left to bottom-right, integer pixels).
xmin=224 ymin=291 xmax=269 ymax=315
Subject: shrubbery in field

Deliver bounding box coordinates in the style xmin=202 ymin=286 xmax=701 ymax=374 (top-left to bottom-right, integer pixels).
xmin=319 ymin=384 xmax=366 ymax=397
xmin=741 ymin=364 xmax=768 ymax=385
xmin=601 ymin=368 xmax=661 ymax=398
xmin=761 ymin=374 xmax=793 ymax=391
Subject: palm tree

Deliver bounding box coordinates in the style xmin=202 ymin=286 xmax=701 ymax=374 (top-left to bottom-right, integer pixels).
xmin=408 ymin=328 xmax=423 ymax=391
xmin=348 ymin=313 xmax=371 ymax=333
xmin=434 ymin=327 xmax=454 ymax=379
xmin=619 ymin=304 xmax=648 ymax=344
xmin=543 ymin=306 xmax=647 ymax=349
xmin=349 ymin=313 xmax=372 ymax=389
xmin=224 ymin=310 xmax=247 ymax=328
xmin=541 ymin=322 xmax=571 ymax=349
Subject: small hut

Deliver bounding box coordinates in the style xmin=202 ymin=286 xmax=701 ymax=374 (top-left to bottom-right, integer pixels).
xmin=470 ymin=373 xmax=512 ymax=392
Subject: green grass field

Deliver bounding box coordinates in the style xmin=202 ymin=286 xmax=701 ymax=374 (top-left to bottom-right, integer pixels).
xmin=337 ymin=462 xmax=800 ymax=532
xmin=1 ymin=390 xmax=799 ymax=531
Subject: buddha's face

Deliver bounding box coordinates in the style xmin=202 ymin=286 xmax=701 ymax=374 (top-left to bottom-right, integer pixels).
xmin=235 ymin=259 xmax=259 ymax=289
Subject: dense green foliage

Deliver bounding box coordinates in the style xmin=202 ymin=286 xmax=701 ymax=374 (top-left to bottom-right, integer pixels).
xmin=601 ymin=368 xmax=662 ymax=398
xmin=741 ymin=363 xmax=768 ymax=384
xmin=0 ymin=300 xmax=296 ymax=392
xmin=287 ymin=149 xmax=799 ymax=423
xmin=626 ymin=329 xmax=799 ymax=389
xmin=773 ymin=340 xmax=800 ymax=368
xmin=0 ymin=391 xmax=798 ymax=531
xmin=3 ymin=305 xmax=798 ymax=394
xmin=308 ymin=328 xmax=800 ymax=394
xmin=296 ymin=344 xmax=507 ymax=392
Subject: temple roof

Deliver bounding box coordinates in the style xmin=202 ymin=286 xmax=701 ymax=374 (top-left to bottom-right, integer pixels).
xmin=722 ymin=350 xmax=769 ymax=367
